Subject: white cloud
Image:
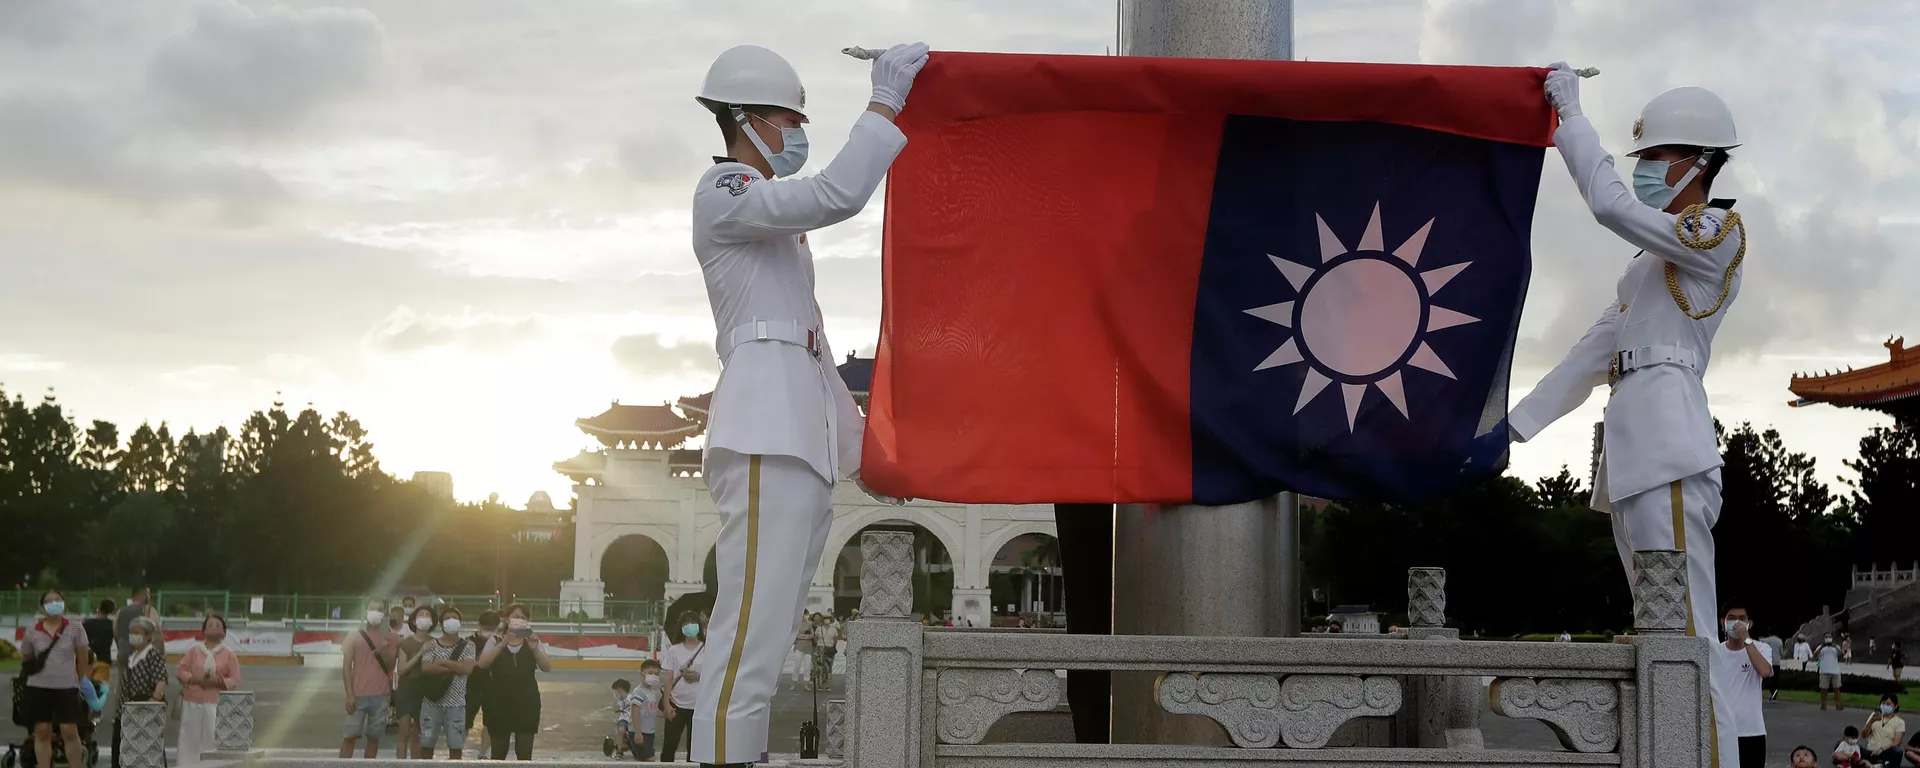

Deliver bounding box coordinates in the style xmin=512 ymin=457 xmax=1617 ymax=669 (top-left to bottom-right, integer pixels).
xmin=147 ymin=0 xmax=386 ymax=134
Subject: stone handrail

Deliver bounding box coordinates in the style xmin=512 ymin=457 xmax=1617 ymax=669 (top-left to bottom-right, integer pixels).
xmin=1852 ymin=563 xmax=1920 ymax=589
xmin=841 ymin=531 xmax=1712 ymax=768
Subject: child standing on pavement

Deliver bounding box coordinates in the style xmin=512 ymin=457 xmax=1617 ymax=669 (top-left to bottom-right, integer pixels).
xmin=607 ymin=663 xmax=661 ymax=761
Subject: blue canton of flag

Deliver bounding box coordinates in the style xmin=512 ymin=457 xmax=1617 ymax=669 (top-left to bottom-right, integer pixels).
xmin=1189 ymin=116 xmax=1543 ymax=505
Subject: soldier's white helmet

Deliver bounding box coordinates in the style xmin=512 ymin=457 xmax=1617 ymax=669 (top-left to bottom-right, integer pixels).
xmin=1626 ymin=86 xmax=1739 ymax=157
xmin=696 ymin=45 xmax=807 ymax=118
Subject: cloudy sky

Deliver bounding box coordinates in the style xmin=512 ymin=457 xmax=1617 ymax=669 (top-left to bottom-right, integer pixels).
xmin=1 ymin=0 xmax=1913 ymax=506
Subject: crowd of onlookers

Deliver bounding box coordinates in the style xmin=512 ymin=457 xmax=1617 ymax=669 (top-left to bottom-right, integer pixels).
xmin=341 ymin=595 xmax=552 ymax=761
xmin=13 ymin=587 xmax=239 ymax=768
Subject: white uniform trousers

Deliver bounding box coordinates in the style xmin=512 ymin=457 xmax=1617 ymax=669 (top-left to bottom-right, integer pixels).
xmin=693 ymin=451 xmax=834 ymax=765
xmin=1607 ymin=467 xmax=1724 ymax=766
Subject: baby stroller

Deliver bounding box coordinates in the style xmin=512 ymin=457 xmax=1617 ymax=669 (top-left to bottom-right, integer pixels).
xmin=3 ymin=675 xmax=102 ymax=768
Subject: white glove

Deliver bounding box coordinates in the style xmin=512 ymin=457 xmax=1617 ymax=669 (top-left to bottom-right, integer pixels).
xmin=1543 ymin=61 xmax=1581 ymax=120
xmin=850 ymin=470 xmax=909 ymax=506
xmin=869 ymin=42 xmax=930 ymax=113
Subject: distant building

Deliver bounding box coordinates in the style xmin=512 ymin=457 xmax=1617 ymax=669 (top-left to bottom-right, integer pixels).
xmin=1328 ymin=605 xmax=1384 ymax=634
xmin=555 ymin=354 xmax=1058 ymax=624
xmin=1789 ymin=334 xmax=1919 ymax=430
xmin=518 ymin=491 xmax=570 ymax=542
xmin=412 ymin=471 xmax=454 ymax=499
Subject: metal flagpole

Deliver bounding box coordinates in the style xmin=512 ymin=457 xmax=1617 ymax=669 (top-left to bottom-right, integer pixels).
xmin=1111 ymin=0 xmax=1300 ymax=746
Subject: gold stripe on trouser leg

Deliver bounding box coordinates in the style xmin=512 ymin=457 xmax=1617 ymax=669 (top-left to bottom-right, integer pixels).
xmin=713 ymin=454 xmax=762 ymax=764
xmin=1672 ymin=478 xmax=1719 ymax=768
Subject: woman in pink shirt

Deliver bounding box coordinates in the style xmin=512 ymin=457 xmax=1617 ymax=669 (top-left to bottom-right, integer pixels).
xmin=175 ymin=614 xmax=241 ymax=766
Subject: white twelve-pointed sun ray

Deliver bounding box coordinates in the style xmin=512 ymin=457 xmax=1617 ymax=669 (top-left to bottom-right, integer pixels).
xmin=1247 ymin=204 xmax=1484 ymax=431
xmin=1295 ymin=369 xmax=1332 ymax=415
xmin=1314 ymin=215 xmax=1347 ymax=263
xmin=1427 ymin=306 xmax=1479 ymax=332
xmin=1420 ymin=262 xmax=1471 ymax=293
xmin=1375 ymin=371 xmax=1409 ymax=417
xmin=1356 ymin=204 xmax=1386 ymax=252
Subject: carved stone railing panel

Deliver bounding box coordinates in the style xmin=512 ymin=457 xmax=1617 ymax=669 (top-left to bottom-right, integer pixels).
xmin=1632 ymin=550 xmax=1689 ymax=633
xmin=216 ymin=691 xmax=256 ymax=751
xmin=1157 ymin=673 xmax=1283 ymax=748
xmin=120 ymin=701 xmax=168 ymax=768
xmin=1406 ymin=567 xmax=1446 ymax=628
xmin=1489 ymin=678 xmax=1620 ymax=753
xmin=1274 ymin=675 xmax=1403 ymax=748
xmin=825 ymin=699 xmax=846 ymax=758
xmin=934 ymin=668 xmax=1062 ymax=745
xmin=860 ymin=531 xmax=916 ymax=619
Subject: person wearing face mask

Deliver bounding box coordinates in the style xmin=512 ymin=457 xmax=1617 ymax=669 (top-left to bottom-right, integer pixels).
xmin=391 ymin=605 xmax=436 ymax=758
xmin=1861 ymin=695 xmax=1906 ymax=766
xmin=110 ymin=618 xmax=167 ymax=768
xmin=1818 ymin=633 xmax=1846 ymax=711
xmin=340 ymin=600 xmax=398 ymax=759
xmin=1710 ymin=603 xmax=1773 ymax=767
xmin=416 ymin=607 xmax=477 ymax=759
xmin=658 ymin=619 xmax=706 ymax=763
xmin=475 ymin=604 xmax=550 ymax=760
xmin=1510 ymin=64 xmax=1745 ymax=762
xmin=176 ymin=613 xmax=240 ymax=766
xmin=19 ymin=590 xmax=91 ymax=768
xmin=688 ymin=41 xmax=929 ymax=768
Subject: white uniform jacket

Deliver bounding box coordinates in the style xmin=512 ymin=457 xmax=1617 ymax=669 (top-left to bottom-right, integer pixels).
xmin=691 ymin=111 xmax=909 ymax=485
xmin=1509 ymin=115 xmax=1744 ymax=507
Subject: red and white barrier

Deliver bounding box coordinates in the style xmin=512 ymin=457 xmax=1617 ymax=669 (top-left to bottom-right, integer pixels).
xmin=17 ymin=626 xmax=652 ymax=659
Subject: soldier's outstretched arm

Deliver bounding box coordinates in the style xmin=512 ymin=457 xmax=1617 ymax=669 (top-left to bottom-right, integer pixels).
xmin=710 ymin=42 xmax=930 ymax=244
xmin=709 ymin=114 xmax=908 ymax=243
xmin=1509 ymin=301 xmax=1622 ymax=442
xmin=1553 ymin=115 xmax=1734 ymax=282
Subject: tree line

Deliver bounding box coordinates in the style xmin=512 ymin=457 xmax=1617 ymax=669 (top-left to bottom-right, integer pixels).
xmin=1303 ymin=421 xmax=1920 ymax=638
xmin=0 ymin=386 xmax=571 ymax=601
xmin=1 ymin=382 xmax=1914 ymax=637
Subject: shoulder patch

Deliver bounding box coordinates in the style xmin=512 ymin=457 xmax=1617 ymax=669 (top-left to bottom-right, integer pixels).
xmin=715 ymin=172 xmax=755 ymax=196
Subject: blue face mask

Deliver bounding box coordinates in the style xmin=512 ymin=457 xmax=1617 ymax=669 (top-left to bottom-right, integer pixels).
xmin=1883 ymin=704 xmax=1897 ymax=715
xmin=740 ymin=111 xmax=809 ymax=178
xmin=1631 ymin=155 xmax=1703 ymax=210
xmin=682 ymin=623 xmax=701 ymax=640
xmin=43 ymin=601 xmax=65 ymax=617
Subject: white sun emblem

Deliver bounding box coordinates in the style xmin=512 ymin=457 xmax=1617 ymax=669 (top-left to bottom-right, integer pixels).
xmin=1243 ymin=203 xmax=1478 ymax=431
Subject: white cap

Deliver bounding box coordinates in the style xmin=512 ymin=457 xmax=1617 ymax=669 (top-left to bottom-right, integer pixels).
xmin=696 ymin=45 xmax=807 ymax=118
xmin=1627 ymin=85 xmax=1739 ymax=157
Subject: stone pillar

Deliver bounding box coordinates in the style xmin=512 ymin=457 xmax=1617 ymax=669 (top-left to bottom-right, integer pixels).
xmin=215 ymin=691 xmax=256 ymax=751
xmin=846 ymin=529 xmax=926 ymax=768
xmin=1391 ymin=567 xmax=1484 ymax=749
xmin=950 ymin=587 xmax=992 ymax=628
xmin=809 ymin=585 xmax=838 ymax=617
xmin=119 ymin=702 xmax=168 ymax=768
xmin=1112 ymin=0 xmax=1298 ymax=746
xmin=1624 ymin=550 xmax=1712 ymax=768
xmin=826 ymin=700 xmax=848 ymax=758
xmin=559 ymin=580 xmax=607 ymax=619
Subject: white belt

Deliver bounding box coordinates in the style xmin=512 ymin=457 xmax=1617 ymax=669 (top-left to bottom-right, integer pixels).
xmin=717 ymin=319 xmax=822 ymax=364
xmin=1609 ymin=344 xmax=1698 ymax=383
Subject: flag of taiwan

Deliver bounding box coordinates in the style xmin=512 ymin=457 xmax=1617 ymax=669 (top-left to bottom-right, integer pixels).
xmin=859 ymin=53 xmax=1555 ymax=506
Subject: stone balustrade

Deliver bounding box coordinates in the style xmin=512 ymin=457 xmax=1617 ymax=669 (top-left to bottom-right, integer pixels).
xmin=115 ymin=692 xmax=260 ymax=767
xmin=1853 ymin=563 xmax=1920 ymax=589
xmin=843 ymin=531 xmax=1711 ymax=768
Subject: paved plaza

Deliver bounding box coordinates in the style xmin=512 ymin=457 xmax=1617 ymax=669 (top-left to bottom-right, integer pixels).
xmin=0 ymin=665 xmax=1874 ymax=763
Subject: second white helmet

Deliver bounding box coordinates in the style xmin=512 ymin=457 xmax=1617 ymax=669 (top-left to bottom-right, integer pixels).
xmin=697 ymin=45 xmax=807 ymax=117
xmin=1627 ymin=85 xmax=1738 ymax=157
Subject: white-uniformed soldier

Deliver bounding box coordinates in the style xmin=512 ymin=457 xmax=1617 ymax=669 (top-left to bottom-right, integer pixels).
xmin=685 ymin=42 xmax=927 ymax=768
xmin=1511 ymin=64 xmax=1747 ymax=766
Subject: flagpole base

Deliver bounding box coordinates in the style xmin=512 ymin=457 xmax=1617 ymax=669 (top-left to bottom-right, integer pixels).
xmin=1112 ymin=494 xmax=1299 ymax=744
